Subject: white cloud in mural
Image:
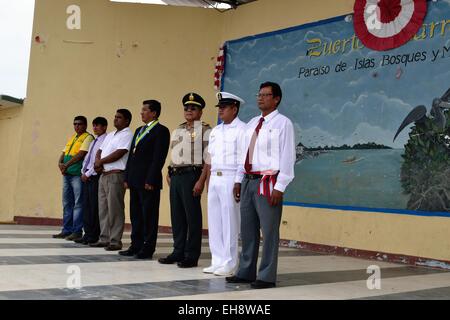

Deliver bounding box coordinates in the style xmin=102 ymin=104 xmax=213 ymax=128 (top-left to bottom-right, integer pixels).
xmin=257 ymin=63 xmax=278 ymax=79
xmin=284 ymin=53 xmax=311 ymax=70
xmin=290 ymin=92 xmax=413 ymax=147
xmin=228 ymin=39 xmax=258 ymax=55
xmin=298 ymin=121 xmax=409 ymax=149
xmin=334 ymin=92 xmax=412 ymax=132
xmin=303 ymin=30 xmax=332 ymax=44
xmin=280 ymin=76 xmax=305 ymax=90
xmin=342 ymin=122 xmax=409 ymax=149
xmin=299 ymin=126 xmax=337 ymax=147
xmin=293 ymin=122 xmax=303 ymax=144
xmin=224 ymin=78 xmax=241 ymax=89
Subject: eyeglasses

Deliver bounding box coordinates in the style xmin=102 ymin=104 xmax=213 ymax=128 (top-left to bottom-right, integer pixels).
xmin=73 ymin=122 xmax=84 ymax=126
xmin=256 ymin=93 xmax=273 ymax=98
xmin=184 ymin=106 xmax=200 ymax=112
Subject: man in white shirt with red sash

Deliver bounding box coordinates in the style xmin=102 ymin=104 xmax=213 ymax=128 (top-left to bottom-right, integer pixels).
xmin=226 ymin=82 xmax=295 ymax=289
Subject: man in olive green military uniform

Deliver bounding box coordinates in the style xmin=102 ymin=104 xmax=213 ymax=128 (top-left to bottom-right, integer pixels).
xmin=158 ymin=93 xmax=211 ymax=268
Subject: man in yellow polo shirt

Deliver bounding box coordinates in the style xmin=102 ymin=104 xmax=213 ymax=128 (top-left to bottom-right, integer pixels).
xmin=53 ymin=116 xmax=94 ymax=240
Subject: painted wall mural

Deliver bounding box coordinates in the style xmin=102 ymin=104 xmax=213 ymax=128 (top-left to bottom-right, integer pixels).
xmin=222 ymin=0 xmax=450 ymax=216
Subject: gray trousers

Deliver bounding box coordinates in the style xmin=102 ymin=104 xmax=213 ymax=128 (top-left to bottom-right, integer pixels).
xmin=98 ymin=172 xmax=125 ymax=246
xmin=236 ymin=177 xmax=282 ymax=283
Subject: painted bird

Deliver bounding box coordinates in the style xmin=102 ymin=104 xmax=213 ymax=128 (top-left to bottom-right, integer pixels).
xmin=393 ymin=87 xmax=450 ymax=142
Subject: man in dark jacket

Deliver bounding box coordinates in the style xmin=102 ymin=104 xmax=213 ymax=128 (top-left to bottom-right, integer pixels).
xmin=120 ymin=100 xmax=170 ymax=259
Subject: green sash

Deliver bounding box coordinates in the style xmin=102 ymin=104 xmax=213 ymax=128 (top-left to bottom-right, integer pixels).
xmin=64 ymin=134 xmax=90 ymax=176
xmin=134 ymin=120 xmax=159 ymax=150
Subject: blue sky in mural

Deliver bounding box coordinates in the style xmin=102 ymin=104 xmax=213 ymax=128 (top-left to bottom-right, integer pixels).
xmin=224 ymin=0 xmax=450 ymax=150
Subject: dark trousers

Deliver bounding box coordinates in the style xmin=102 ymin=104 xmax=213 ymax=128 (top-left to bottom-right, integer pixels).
xmin=82 ymin=175 xmax=100 ymax=242
xmin=169 ymin=171 xmax=202 ymax=262
xmin=129 ymin=187 xmax=161 ymax=254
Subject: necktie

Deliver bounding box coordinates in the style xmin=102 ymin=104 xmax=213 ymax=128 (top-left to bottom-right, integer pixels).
xmin=244 ymin=117 xmax=264 ymax=173
xmin=83 ymin=138 xmax=98 ymax=173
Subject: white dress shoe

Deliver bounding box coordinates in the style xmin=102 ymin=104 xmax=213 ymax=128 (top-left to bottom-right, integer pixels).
xmin=202 ymin=265 xmax=219 ymax=273
xmin=213 ymin=266 xmax=235 ymax=276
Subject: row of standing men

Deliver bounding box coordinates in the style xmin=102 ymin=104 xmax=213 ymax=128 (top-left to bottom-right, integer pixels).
xmin=55 ymin=81 xmax=296 ymax=289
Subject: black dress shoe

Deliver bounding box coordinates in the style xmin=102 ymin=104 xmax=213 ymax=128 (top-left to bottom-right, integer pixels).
xmin=74 ymin=237 xmax=89 ymax=245
xmin=65 ymin=233 xmax=83 ymax=241
xmin=158 ymin=255 xmax=183 ymax=264
xmin=104 ymin=244 xmax=122 ymax=251
xmin=52 ymin=232 xmax=71 ymax=239
xmin=225 ymin=276 xmax=253 ymax=284
xmin=135 ymin=251 xmax=153 ymax=259
xmin=177 ymin=259 xmax=198 ymax=268
xmin=250 ymin=280 xmax=276 ymax=289
xmin=89 ymin=241 xmax=109 ymax=248
xmin=118 ymin=248 xmax=139 ymax=256
xmin=87 ymin=239 xmax=99 ymax=245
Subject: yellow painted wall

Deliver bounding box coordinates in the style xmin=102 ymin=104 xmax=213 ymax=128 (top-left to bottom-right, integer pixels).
xmin=3 ymin=0 xmax=450 ymax=262
xmin=12 ymin=0 xmax=223 ymax=226
xmin=221 ymin=0 xmax=354 ymax=42
xmin=0 ymin=106 xmax=24 ymax=222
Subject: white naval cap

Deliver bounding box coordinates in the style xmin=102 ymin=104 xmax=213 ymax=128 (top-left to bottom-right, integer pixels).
xmin=216 ymin=92 xmax=245 ymax=107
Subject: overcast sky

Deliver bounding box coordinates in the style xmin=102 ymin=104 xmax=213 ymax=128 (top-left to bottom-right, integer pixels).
xmin=0 ymin=0 xmax=35 ymax=99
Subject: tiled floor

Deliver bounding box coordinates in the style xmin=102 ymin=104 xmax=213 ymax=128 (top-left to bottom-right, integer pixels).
xmin=0 ymin=224 xmax=449 ymax=300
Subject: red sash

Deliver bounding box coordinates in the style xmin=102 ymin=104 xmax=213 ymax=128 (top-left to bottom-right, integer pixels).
xmin=247 ymin=170 xmax=279 ymax=201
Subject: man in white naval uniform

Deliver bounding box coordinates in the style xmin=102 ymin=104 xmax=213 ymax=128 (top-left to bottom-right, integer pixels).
xmin=204 ymin=92 xmax=246 ymax=276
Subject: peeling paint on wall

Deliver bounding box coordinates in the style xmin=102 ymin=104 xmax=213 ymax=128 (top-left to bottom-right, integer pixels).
xmin=32 ymin=120 xmax=40 ymax=155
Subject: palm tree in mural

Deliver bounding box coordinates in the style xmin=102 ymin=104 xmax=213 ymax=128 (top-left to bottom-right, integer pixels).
xmin=393 ymin=88 xmax=450 ymax=212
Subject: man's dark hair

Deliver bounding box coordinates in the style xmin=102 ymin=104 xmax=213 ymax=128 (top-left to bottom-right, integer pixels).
xmin=74 ymin=116 xmax=87 ymax=125
xmin=260 ymin=81 xmax=282 ymax=107
xmin=117 ymin=109 xmax=132 ymax=126
xmin=143 ymin=100 xmax=162 ymax=118
xmin=231 ymin=104 xmax=240 ymax=117
xmin=92 ymin=117 xmax=108 ymax=127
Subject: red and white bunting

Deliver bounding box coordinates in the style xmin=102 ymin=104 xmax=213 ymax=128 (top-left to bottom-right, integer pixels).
xmin=214 ymin=45 xmax=225 ymax=91
xmin=353 ymin=0 xmax=427 ymax=51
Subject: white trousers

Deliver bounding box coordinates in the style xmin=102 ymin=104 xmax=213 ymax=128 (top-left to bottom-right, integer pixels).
xmin=207 ymin=173 xmax=240 ymax=270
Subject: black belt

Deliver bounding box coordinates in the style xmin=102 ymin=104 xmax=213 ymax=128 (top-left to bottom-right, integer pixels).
xmin=171 ymin=166 xmax=202 ymax=176
xmin=244 ymin=173 xmax=263 ymax=180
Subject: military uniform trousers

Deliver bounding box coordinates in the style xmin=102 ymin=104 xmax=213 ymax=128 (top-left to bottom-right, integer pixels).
xmin=98 ymin=172 xmax=126 ymax=246
xmin=207 ymin=171 xmax=240 ymax=270
xmin=169 ymin=170 xmax=203 ymax=262
xmin=235 ymin=177 xmax=282 ymax=284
